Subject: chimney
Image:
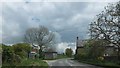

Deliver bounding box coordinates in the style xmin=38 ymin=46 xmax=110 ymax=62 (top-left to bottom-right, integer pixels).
xmin=76 ymin=37 xmax=79 ymax=47
xmin=77 ymin=37 xmax=78 ymax=40
xmin=75 ymin=37 xmax=79 ymax=55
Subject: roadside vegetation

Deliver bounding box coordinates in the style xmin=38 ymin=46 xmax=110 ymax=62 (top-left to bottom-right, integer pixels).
xmin=79 ymin=59 xmax=120 ymax=68
xmin=2 ymin=58 xmax=48 ymax=66
xmin=1 ymin=43 xmax=48 ymax=68
xmin=17 ymin=59 xmax=48 ymax=66
xmin=2 ymin=43 xmax=31 ymax=66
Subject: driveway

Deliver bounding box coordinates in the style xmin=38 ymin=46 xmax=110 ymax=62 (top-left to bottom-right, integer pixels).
xmin=45 ymin=58 xmax=103 ymax=68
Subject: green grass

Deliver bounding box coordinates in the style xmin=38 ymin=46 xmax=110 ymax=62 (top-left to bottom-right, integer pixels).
xmin=2 ymin=58 xmax=48 ymax=68
xmin=17 ymin=59 xmax=48 ymax=66
xmin=78 ymin=59 xmax=120 ymax=68
xmin=56 ymin=54 xmax=69 ymax=59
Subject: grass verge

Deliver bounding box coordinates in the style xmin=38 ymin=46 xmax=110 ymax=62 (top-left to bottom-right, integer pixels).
xmin=78 ymin=59 xmax=120 ymax=68
xmin=2 ymin=58 xmax=48 ymax=68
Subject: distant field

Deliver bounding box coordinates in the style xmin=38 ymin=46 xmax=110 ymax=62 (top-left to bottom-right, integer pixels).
xmin=57 ymin=54 xmax=69 ymax=59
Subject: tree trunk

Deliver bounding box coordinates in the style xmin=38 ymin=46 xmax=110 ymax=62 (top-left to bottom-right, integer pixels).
xmin=39 ymin=49 xmax=42 ymax=58
xmin=39 ymin=45 xmax=44 ymax=59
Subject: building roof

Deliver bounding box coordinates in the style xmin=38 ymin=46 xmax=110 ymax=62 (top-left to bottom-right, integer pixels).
xmin=44 ymin=52 xmax=57 ymax=53
xmin=77 ymin=40 xmax=85 ymax=47
xmin=43 ymin=48 xmax=57 ymax=53
xmin=76 ymin=37 xmax=87 ymax=47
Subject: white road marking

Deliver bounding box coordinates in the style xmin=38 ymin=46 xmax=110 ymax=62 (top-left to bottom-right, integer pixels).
xmin=45 ymin=60 xmax=57 ymax=66
xmin=45 ymin=58 xmax=103 ymax=68
xmin=65 ymin=59 xmax=73 ymax=66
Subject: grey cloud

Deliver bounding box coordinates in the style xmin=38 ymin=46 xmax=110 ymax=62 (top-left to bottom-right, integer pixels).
xmin=2 ymin=2 xmax=110 ymax=44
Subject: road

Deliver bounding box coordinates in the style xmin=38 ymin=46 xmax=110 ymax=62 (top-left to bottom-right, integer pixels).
xmin=45 ymin=58 xmax=103 ymax=68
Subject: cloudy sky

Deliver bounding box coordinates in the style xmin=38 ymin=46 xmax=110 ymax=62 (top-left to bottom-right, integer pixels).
xmin=1 ymin=0 xmax=119 ymax=53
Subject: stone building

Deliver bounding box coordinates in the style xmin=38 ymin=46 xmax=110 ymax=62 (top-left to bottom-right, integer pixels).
xmin=75 ymin=37 xmax=117 ymax=57
xmin=104 ymin=44 xmax=117 ymax=57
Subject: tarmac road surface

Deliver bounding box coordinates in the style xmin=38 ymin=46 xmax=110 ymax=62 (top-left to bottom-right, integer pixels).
xmin=45 ymin=58 xmax=103 ymax=68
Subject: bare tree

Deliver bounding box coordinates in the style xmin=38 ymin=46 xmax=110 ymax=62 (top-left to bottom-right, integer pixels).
xmin=24 ymin=25 xmax=55 ymax=58
xmin=89 ymin=1 xmax=120 ymax=62
xmin=24 ymin=28 xmax=37 ymax=45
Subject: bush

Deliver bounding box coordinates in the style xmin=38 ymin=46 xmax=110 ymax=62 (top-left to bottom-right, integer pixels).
xmin=2 ymin=43 xmax=30 ymax=64
xmin=13 ymin=43 xmax=31 ymax=58
xmin=13 ymin=54 xmax=21 ymax=63
xmin=2 ymin=44 xmax=14 ymax=63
